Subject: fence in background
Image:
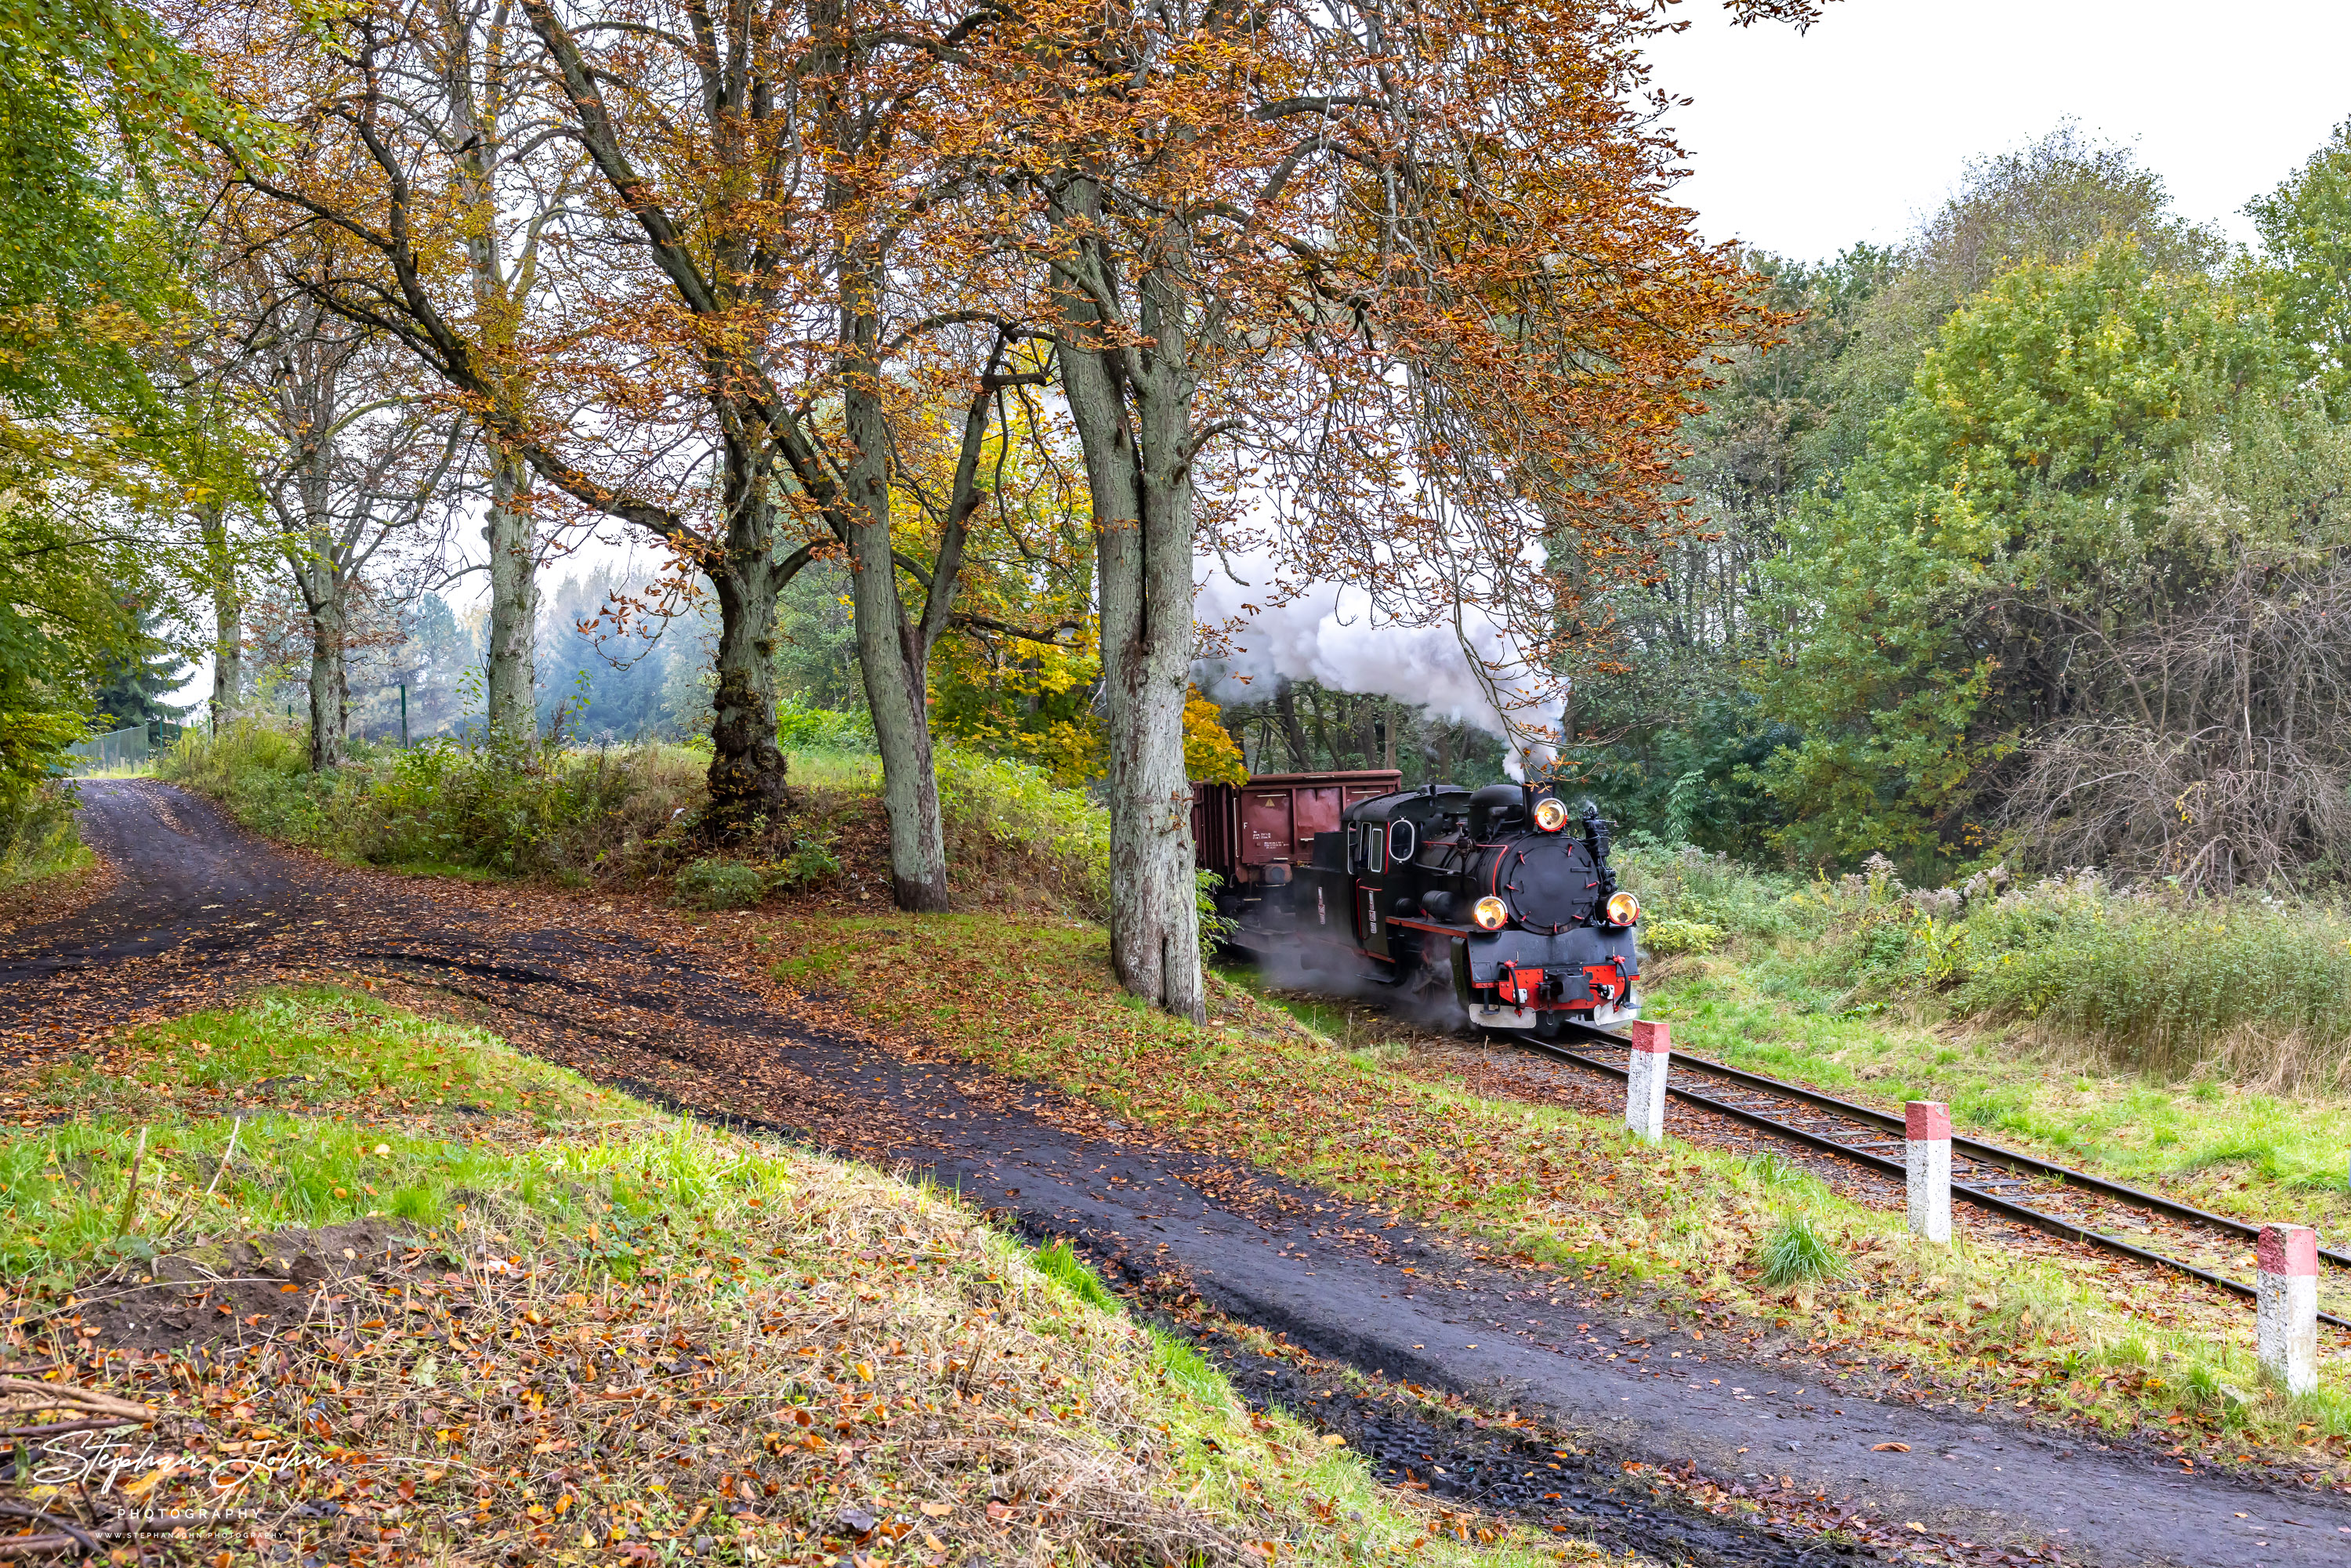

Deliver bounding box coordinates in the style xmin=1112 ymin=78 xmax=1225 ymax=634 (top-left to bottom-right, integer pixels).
xmin=62 ymin=725 xmax=152 ymax=774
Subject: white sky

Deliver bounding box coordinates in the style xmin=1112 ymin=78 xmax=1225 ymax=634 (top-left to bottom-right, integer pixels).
xmin=1639 ymin=0 xmax=2351 ymax=263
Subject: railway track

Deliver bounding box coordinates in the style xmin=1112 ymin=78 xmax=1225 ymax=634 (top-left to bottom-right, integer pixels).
xmin=1520 ymin=1025 xmax=2351 ymax=1330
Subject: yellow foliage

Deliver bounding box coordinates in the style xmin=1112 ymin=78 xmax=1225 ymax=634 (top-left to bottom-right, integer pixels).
xmin=1183 ymin=689 xmax=1247 ymax=786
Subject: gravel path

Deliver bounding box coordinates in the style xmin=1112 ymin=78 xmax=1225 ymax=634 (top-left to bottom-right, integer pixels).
xmin=7 ymin=780 xmax=2350 ymax=1566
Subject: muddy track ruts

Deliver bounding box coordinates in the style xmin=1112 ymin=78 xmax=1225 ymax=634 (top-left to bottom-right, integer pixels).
xmin=7 ymin=781 xmax=2351 ymax=1566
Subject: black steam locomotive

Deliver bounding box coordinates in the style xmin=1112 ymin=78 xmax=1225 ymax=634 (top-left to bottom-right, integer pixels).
xmin=1191 ymin=770 xmax=1642 ymax=1033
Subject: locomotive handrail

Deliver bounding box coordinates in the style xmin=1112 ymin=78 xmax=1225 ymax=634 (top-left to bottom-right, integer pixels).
xmin=1560 ymin=1023 xmax=2351 ymax=1274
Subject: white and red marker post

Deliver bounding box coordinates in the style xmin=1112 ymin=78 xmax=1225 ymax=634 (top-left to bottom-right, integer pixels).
xmin=2257 ymin=1223 xmax=2319 ymax=1396
xmin=1905 ymin=1100 xmax=1953 ymax=1245
xmin=1624 ymin=1021 xmax=1669 ymax=1142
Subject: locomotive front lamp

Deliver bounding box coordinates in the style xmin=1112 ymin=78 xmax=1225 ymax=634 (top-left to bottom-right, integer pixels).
xmin=1605 ymin=891 xmax=1641 ymax=927
xmin=1473 ymin=895 xmax=1509 ymax=930
xmin=1532 ymin=796 xmax=1569 ymax=831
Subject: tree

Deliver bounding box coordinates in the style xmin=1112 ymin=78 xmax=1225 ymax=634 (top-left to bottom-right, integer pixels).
xmin=92 ymin=607 xmax=190 ymax=733
xmin=204 ymin=0 xmax=1060 ymax=900
xmin=968 ymin=0 xmax=1760 ymax=1017
xmin=1752 ymin=241 xmax=2283 ymax=871
xmin=220 ymin=255 xmax=462 ymax=769
xmin=2245 ymin=118 xmax=2351 ymax=418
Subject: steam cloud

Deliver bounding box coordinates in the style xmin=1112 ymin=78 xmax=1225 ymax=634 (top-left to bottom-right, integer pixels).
xmin=1192 ymin=551 xmax=1559 ymax=777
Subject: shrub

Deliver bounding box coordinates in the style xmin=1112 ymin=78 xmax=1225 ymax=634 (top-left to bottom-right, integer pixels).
xmin=776 ymin=697 xmax=874 ymax=753
xmin=773 ymin=835 xmax=842 ymax=890
xmin=1641 ymin=915 xmax=1722 ymax=956
xmin=934 ymin=746 xmax=1110 ymax=914
xmin=675 ymin=856 xmax=770 ymax=911
xmin=161 ymin=719 xmax=706 ymax=884
xmin=0 ymin=782 xmax=86 ymax=886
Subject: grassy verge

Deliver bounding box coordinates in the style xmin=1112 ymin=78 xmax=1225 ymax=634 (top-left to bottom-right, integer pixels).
xmin=1 ymin=991 xmax=1594 ymax=1568
xmin=1610 ymin=847 xmax=2351 ymax=1251
xmin=762 ymin=911 xmax=2351 ymax=1470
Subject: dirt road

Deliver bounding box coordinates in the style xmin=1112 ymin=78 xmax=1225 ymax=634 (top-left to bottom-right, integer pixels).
xmin=6 ymin=780 xmax=2347 ymax=1566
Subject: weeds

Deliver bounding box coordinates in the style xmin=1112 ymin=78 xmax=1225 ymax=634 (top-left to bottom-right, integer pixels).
xmin=1755 ymin=1214 xmax=1852 ymax=1288
xmin=1034 ymin=1238 xmax=1119 ymax=1312
xmin=161 ymin=719 xmax=707 ymax=884
xmin=674 ymin=856 xmax=771 ymax=911
xmin=0 ymin=782 xmax=89 ymax=889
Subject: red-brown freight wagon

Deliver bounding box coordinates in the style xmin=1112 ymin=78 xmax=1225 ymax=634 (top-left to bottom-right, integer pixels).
xmin=1190 ymin=770 xmax=1402 ymax=893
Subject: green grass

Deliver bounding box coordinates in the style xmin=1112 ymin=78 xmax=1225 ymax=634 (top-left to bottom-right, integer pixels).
xmin=1755 ymin=1214 xmax=1851 ymax=1288
xmin=1609 ymin=846 xmax=2351 ymax=1244
xmin=0 ymin=989 xmax=704 ymax=1283
xmin=1 ymin=991 xmax=1596 ymax=1568
xmin=1643 ymin=958 xmax=2351 ymax=1237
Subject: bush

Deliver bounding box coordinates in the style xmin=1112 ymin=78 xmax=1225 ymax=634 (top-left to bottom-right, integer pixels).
xmin=934 ymin=746 xmax=1110 ymax=914
xmin=0 ymin=782 xmax=86 ymax=886
xmin=776 ymin=697 xmax=875 ymax=753
xmin=161 ymin=719 xmax=705 ymax=884
xmin=675 ymin=856 xmax=771 ymax=911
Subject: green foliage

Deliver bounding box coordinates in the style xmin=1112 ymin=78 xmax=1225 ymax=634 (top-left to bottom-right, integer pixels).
xmin=2245 ymin=117 xmax=2351 ymax=418
xmin=1197 ymin=871 xmax=1239 ymax=952
xmin=1755 ymin=1212 xmax=1851 ymax=1288
xmin=1639 ymin=915 xmax=1722 ymax=957
xmin=0 ymin=781 xmax=86 ymax=887
xmin=1753 ymin=241 xmax=2283 ymax=873
xmin=92 ymin=604 xmax=188 ymax=732
xmin=160 ymin=719 xmax=706 ymax=882
xmin=1622 ymin=840 xmax=2351 ymax=1089
xmin=675 ymin=856 xmax=770 ymax=911
xmin=933 ymin=746 xmax=1110 ymax=913
xmin=776 ymin=695 xmax=875 ymax=752
xmin=1034 ymin=1238 xmax=1119 ymax=1312
xmin=0 ymin=472 xmax=143 ymax=809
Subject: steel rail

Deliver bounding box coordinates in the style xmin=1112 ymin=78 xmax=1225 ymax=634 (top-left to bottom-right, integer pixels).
xmin=1559 ymin=1024 xmax=2351 ymax=1273
xmin=1516 ymin=1029 xmax=2351 ymax=1332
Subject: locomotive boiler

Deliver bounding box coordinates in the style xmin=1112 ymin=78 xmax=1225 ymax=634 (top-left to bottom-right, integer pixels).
xmin=1191 ymin=770 xmax=1641 ymax=1033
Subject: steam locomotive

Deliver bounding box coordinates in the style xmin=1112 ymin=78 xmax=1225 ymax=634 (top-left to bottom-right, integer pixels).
xmin=1191 ymin=770 xmax=1641 ymax=1034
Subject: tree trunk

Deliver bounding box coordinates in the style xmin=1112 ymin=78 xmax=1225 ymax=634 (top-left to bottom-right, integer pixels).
xmin=483 ymin=446 xmax=538 ymax=741
xmin=306 ymin=586 xmax=348 ymax=770
xmin=1052 ymin=216 xmax=1204 ymax=1023
xmin=198 ymin=502 xmax=243 ymax=728
xmin=1275 ymin=683 xmax=1310 ymax=770
xmin=697 ymin=440 xmax=793 ymax=834
xmin=838 ymin=262 xmax=950 ymax=911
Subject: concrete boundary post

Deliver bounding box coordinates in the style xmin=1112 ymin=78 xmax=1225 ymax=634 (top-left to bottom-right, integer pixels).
xmin=1625 ymin=1021 xmax=1669 ymax=1142
xmin=2257 ymin=1224 xmax=2318 ymax=1396
xmin=1905 ymin=1101 xmax=1952 ymax=1244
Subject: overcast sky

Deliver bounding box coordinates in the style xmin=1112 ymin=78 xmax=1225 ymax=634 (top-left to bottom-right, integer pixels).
xmin=1639 ymin=0 xmax=2351 ymax=263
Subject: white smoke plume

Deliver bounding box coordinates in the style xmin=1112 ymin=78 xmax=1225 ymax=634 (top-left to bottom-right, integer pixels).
xmin=1193 ymin=549 xmax=1562 ymax=778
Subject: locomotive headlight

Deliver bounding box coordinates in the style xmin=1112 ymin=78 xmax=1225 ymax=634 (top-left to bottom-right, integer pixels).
xmin=1532 ymin=796 xmax=1569 ymax=832
xmin=1472 ymin=895 xmax=1509 ymax=930
xmin=1605 ymin=891 xmax=1641 ymax=927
